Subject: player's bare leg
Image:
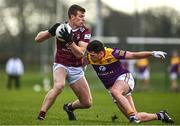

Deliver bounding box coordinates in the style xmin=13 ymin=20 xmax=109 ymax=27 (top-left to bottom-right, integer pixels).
xmin=116 ymin=96 xmax=157 ymax=122
xmin=37 ymin=67 xmax=67 ymax=120
xmin=63 ymin=76 xmax=92 ymax=120
xmin=71 ymin=77 xmax=92 ymax=109
xmin=115 ymin=102 xmax=129 ymax=118
xmin=110 ymin=80 xmax=140 ymax=123
xmin=126 ymin=96 xmax=158 ymax=122
xmin=127 ymin=94 xmax=174 ymax=123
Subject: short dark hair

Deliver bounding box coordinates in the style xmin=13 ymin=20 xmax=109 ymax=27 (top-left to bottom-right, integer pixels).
xmin=87 ymin=40 xmax=105 ymax=53
xmin=68 ymin=4 xmax=86 ymax=18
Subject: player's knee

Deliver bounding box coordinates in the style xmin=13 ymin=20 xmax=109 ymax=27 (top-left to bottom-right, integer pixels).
xmin=53 ymin=82 xmax=65 ymax=93
xmin=84 ymin=100 xmax=92 ymax=108
xmin=81 ymin=98 xmax=92 ymax=108
xmin=111 ymin=88 xmax=123 ymax=97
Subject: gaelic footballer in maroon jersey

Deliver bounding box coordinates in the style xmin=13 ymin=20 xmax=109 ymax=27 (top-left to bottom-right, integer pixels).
xmin=48 ymin=22 xmax=91 ymax=67
xmin=35 ymin=4 xmax=93 ymax=121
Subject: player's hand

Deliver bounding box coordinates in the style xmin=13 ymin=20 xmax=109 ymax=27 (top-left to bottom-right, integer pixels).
xmin=59 ymin=26 xmax=73 ymax=45
xmin=152 ymin=51 xmax=167 ymax=59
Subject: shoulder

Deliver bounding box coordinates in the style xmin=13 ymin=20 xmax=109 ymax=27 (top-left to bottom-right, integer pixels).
xmin=105 ymin=47 xmax=114 ymax=55
xmin=79 ymin=25 xmax=91 ymax=34
xmin=104 ymin=48 xmax=117 ymax=59
xmin=111 ymin=48 xmax=126 ymax=59
xmin=76 ymin=25 xmax=91 ymax=42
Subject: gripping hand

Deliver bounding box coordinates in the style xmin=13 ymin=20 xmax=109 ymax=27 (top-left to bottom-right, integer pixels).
xmin=59 ymin=26 xmax=73 ymax=45
xmin=152 ymin=51 xmax=167 ymax=59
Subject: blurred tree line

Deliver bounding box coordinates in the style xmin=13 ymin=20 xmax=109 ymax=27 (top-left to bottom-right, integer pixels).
xmin=0 ymin=0 xmax=180 ymax=66
xmin=104 ymin=7 xmax=180 ymax=37
xmin=0 ymin=0 xmax=58 ymax=66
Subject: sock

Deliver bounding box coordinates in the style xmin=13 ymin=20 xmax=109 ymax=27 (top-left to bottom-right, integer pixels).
xmin=156 ymin=112 xmax=164 ymax=120
xmin=38 ymin=111 xmax=46 ymax=119
xmin=128 ymin=111 xmax=135 ymax=117
xmin=67 ymin=103 xmax=74 ymax=111
xmin=129 ymin=115 xmax=136 ymax=120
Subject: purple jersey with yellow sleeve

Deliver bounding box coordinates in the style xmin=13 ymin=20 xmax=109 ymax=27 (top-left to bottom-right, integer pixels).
xmin=88 ymin=48 xmax=129 ymax=89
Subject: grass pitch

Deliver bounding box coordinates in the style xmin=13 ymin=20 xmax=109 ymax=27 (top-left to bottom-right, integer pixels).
xmin=0 ymin=67 xmax=180 ymax=125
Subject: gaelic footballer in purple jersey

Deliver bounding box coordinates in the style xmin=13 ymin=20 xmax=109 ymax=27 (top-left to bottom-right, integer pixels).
xmin=88 ymin=48 xmax=129 ymax=89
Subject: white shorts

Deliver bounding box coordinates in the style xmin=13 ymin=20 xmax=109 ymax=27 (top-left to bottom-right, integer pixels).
xmin=170 ymin=72 xmax=177 ymax=80
xmin=108 ymin=73 xmax=135 ymax=102
xmin=53 ymin=63 xmax=84 ymax=84
xmin=137 ymin=69 xmax=150 ymax=80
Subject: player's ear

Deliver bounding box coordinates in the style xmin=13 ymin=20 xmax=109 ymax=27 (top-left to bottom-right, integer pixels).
xmin=99 ymin=51 xmax=104 ymax=56
xmin=69 ymin=14 xmax=75 ymax=20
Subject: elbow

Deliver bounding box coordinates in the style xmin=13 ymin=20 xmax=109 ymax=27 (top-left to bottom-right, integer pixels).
xmin=35 ymin=38 xmax=39 ymax=42
xmin=131 ymin=53 xmax=138 ymax=59
xmin=35 ymin=37 xmax=42 ymax=43
xmin=132 ymin=52 xmax=142 ymax=59
xmin=76 ymin=52 xmax=85 ymax=58
xmin=76 ymin=54 xmax=84 ymax=58
xmin=76 ymin=50 xmax=85 ymax=58
xmin=35 ymin=31 xmax=48 ymax=43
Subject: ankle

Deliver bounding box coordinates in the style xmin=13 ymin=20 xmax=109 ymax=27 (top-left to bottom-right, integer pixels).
xmin=67 ymin=103 xmax=74 ymax=111
xmin=38 ymin=111 xmax=46 ymax=119
xmin=156 ymin=112 xmax=164 ymax=120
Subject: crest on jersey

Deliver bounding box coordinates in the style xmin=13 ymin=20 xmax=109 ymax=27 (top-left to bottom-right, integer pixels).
xmin=114 ymin=49 xmax=120 ymax=54
xmin=76 ymin=34 xmax=80 ymax=40
xmin=119 ymin=50 xmax=125 ymax=56
xmin=80 ymin=27 xmax=85 ymax=32
xmin=84 ymin=34 xmax=91 ymax=39
xmin=99 ymin=65 xmax=106 ymax=72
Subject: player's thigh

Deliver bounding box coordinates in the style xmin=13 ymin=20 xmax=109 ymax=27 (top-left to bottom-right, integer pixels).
xmin=111 ymin=80 xmax=130 ymax=95
xmin=70 ymin=76 xmax=92 ymax=101
xmin=53 ymin=66 xmax=67 ymax=89
xmin=111 ymin=73 xmax=134 ymax=95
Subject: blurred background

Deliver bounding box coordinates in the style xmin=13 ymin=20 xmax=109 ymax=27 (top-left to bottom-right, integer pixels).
xmin=0 ymin=0 xmax=180 ymax=91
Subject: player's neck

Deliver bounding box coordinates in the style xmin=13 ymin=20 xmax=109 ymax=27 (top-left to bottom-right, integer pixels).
xmin=68 ymin=22 xmax=80 ymax=30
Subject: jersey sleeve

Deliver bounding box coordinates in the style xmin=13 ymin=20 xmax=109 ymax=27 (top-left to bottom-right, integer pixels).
xmin=112 ymin=48 xmax=126 ymax=60
xmin=48 ymin=23 xmax=60 ymax=36
xmin=80 ymin=28 xmax=91 ymax=43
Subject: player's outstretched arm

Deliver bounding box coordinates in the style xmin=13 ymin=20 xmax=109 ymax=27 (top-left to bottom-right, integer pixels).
xmin=35 ymin=30 xmax=52 ymax=43
xmin=125 ymin=51 xmax=167 ymax=59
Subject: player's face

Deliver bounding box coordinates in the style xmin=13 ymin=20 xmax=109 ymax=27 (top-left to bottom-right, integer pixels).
xmin=89 ymin=51 xmax=104 ymax=62
xmin=70 ymin=11 xmax=85 ymax=27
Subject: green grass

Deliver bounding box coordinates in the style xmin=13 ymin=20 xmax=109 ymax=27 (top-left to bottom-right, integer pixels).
xmin=0 ymin=67 xmax=180 ymax=125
